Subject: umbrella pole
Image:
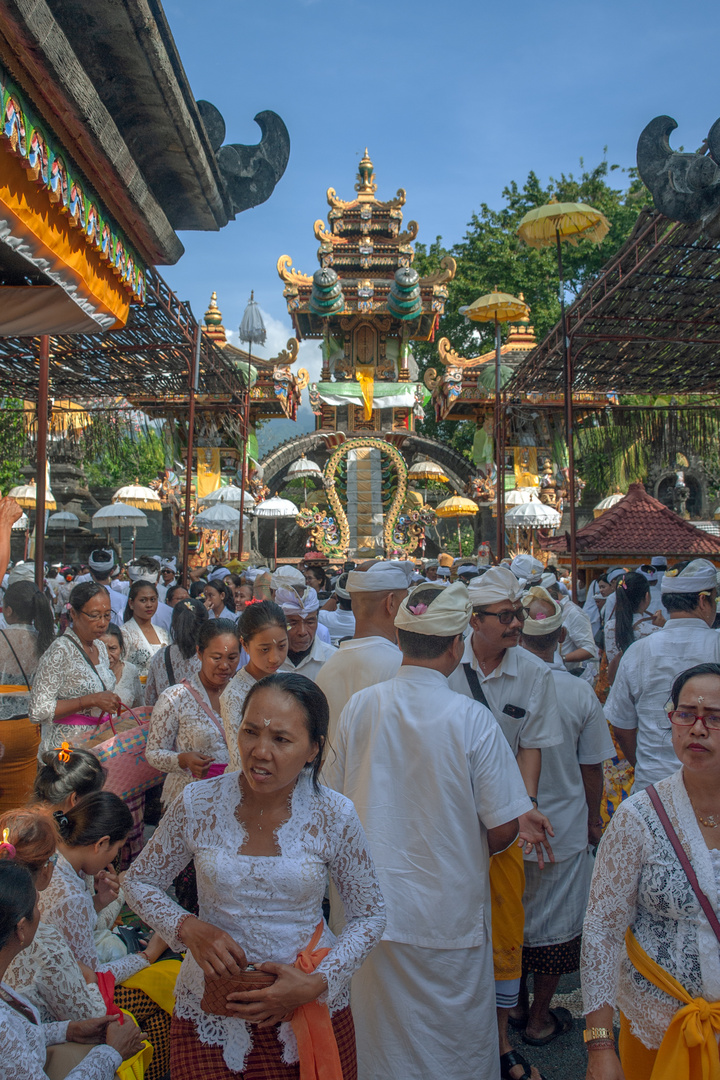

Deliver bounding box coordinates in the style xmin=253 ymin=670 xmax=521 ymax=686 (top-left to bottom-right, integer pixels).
xmin=274 ymin=518 xmax=278 ymax=568
xmin=132 ymin=528 xmax=137 ymax=560
xmin=117 ymin=525 xmax=122 ymax=559
xmin=457 ymin=519 xmax=462 ymax=557
xmin=556 ymin=228 xmax=578 ymax=603
xmin=494 ymin=317 xmax=502 ymax=561
xmin=239 ymin=342 xmax=252 ymax=559
xmin=35 ymin=335 xmax=50 ymax=589
xmin=182 ymin=326 xmax=201 ymax=587
xmin=62 ymin=528 xmax=66 ymax=560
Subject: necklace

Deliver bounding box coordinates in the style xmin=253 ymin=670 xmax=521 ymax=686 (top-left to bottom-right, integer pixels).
xmin=695 ymin=810 xmax=720 ymax=828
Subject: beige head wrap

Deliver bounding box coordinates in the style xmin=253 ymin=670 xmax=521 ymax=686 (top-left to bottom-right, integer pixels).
xmin=521 ymin=586 xmax=564 ymax=634
xmin=661 ymin=559 xmax=718 ymax=594
xmin=395 ymin=582 xmax=471 ymax=637
xmin=467 ymin=565 xmax=524 ymax=607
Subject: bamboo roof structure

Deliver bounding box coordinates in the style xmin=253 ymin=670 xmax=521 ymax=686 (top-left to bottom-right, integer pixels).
xmin=509 ymin=209 xmax=720 ymax=396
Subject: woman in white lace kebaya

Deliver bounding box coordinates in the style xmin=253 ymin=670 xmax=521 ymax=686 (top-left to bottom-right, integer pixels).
xmin=146 ymin=619 xmax=240 ymax=807
xmin=0 ymin=581 xmax=55 ymax=813
xmin=604 ymin=571 xmax=662 ymax=680
xmin=124 ymin=672 xmax=386 ymax=1079
xmin=2 ymin=807 xmax=107 ymax=1022
xmin=29 ymin=583 xmax=120 ymax=758
xmin=37 ymin=792 xmax=171 ymax=1080
xmin=144 ymin=598 xmax=206 ymax=707
xmin=121 ymin=582 xmax=168 ymax=680
xmin=581 ymin=663 xmax=720 ymax=1080
xmin=0 ymin=860 xmax=145 ymax=1080
xmin=99 ymin=626 xmax=144 ymax=709
xmin=220 ymin=601 xmax=289 ymax=772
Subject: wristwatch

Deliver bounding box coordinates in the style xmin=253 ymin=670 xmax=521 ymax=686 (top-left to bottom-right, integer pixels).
xmin=583 ymin=1027 xmax=613 ymax=1043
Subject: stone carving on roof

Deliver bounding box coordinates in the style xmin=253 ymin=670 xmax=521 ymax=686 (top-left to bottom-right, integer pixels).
xmin=636 ymin=115 xmax=720 ymax=229
xmin=196 ymin=102 xmax=290 ymax=216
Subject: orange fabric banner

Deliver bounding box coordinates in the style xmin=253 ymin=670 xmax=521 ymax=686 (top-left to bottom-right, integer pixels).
xmin=0 ymin=151 xmax=129 ymax=328
xmin=290 ymin=922 xmax=343 ymax=1080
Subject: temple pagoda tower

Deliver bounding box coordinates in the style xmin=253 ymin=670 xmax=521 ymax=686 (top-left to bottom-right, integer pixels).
xmin=264 ymin=152 xmax=471 ymax=558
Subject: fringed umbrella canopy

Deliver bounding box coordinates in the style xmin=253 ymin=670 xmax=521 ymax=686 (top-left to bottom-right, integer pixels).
xmin=199 ymin=484 xmax=255 ymax=509
xmin=239 ymin=291 xmax=267 ymax=347
xmin=47 ymin=512 xmax=79 ymax=529
xmin=11 ymin=513 xmax=28 ymax=531
xmin=253 ymin=496 xmax=299 ymax=518
xmin=505 ymin=500 xmax=562 ymax=528
xmin=286 ymin=455 xmax=323 ymax=480
xmin=194 ymin=503 xmax=246 ymax=530
xmin=593 ymin=492 xmax=625 ymax=519
xmin=506 ymin=488 xmax=539 ymax=507
xmin=434 ymin=496 xmax=479 ymax=518
xmin=408 ymin=460 xmax=449 ymax=483
xmin=92 ymin=503 xmax=148 ymax=529
xmin=112 ymin=481 xmax=162 ymax=511
xmin=517 ymin=201 xmax=610 ymax=249
xmin=8 ymin=481 xmax=57 ymax=510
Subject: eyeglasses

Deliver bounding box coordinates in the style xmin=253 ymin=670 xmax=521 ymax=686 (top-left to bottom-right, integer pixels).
xmin=78 ymin=609 xmax=111 ymax=622
xmin=474 ymin=607 xmax=527 ymax=625
xmin=668 ymin=710 xmax=720 ymax=730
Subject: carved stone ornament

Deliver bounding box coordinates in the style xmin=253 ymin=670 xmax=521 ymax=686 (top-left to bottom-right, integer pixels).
xmin=197 ymin=102 xmax=290 ymax=215
xmin=637 ymin=115 xmax=720 ymax=227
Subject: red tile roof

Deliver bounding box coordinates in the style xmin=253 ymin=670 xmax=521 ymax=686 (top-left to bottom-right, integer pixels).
xmin=540 ymin=482 xmax=720 ymax=556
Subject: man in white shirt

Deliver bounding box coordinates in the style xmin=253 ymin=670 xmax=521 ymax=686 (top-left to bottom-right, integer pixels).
xmin=315 ymin=561 xmax=412 ymax=742
xmin=318 ymin=573 xmax=356 ymax=645
xmin=326 ymin=582 xmax=531 ymax=1080
xmin=275 ymin=585 xmax=336 ymax=681
xmin=447 ymin=565 xmax=560 ymax=1080
xmin=605 ymin=558 xmax=720 ymax=791
xmin=542 ymin=574 xmax=599 ymax=683
xmin=157 ymin=558 xmax=177 ymax=602
xmin=82 ymin=549 xmax=127 ymax=624
xmin=517 ymin=588 xmax=614 ymax=1046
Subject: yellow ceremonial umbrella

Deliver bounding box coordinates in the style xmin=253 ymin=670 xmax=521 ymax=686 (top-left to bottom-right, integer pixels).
xmin=8 ymin=480 xmax=57 ymax=511
xmin=460 ymin=288 xmax=530 ymax=560
xmin=113 ymin=479 xmax=162 ymax=512
xmin=408 ymin=459 xmax=449 ymax=505
xmin=435 ymin=495 xmax=479 ymax=558
xmin=517 ymin=198 xmax=610 ymax=600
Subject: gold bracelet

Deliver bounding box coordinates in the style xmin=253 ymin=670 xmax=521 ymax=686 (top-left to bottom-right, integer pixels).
xmin=583 ymin=1027 xmax=613 ymax=1043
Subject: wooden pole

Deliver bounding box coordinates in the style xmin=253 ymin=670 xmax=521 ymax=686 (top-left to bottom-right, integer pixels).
xmin=35 ymin=335 xmax=49 ymax=589
xmin=494 ymin=319 xmax=502 ymax=560
xmin=238 ymin=342 xmax=252 ymax=559
xmin=556 ymin=227 xmax=578 ymax=603
xmin=498 ymin=388 xmax=507 ymax=560
xmin=182 ymin=327 xmax=201 ymax=587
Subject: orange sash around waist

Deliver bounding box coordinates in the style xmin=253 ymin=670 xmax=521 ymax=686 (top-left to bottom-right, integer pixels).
xmin=626 ymin=928 xmax=720 ymax=1080
xmin=290 ymin=922 xmax=343 ymax=1080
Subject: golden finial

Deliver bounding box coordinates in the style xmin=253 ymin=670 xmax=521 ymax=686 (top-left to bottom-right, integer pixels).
xmin=204 ymin=291 xmax=223 ymax=327
xmin=356 ymin=148 xmax=377 ymax=198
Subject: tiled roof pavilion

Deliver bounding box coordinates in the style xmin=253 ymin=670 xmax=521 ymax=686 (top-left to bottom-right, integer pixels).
xmin=541 ymin=482 xmax=720 ymax=559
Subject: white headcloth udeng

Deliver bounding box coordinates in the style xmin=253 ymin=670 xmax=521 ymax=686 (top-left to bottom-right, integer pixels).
xmin=270 ymin=565 xmax=306 ymax=591
xmin=467 ymin=565 xmax=524 ymax=607
xmin=661 ymin=559 xmax=717 ymax=594
xmin=275 ymin=585 xmax=320 ymax=617
xmin=395 ymin=582 xmax=471 ymax=637
xmin=521 ymin=586 xmax=564 ymax=634
xmin=347 ymin=560 xmax=414 ymax=593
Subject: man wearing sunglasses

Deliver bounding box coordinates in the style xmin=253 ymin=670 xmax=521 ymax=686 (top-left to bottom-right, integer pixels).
xmin=447 ymin=564 xmax=562 ymax=1080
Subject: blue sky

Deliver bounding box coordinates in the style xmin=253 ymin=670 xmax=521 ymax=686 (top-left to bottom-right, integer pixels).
xmin=161 ymin=0 xmax=719 ymax=450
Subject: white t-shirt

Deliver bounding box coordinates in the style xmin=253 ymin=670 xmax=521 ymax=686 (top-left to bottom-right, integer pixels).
xmin=315 ymin=635 xmax=402 ymax=744
xmin=281 ymin=634 xmax=337 ymax=682
xmin=325 ymin=665 xmax=531 ymax=948
xmin=605 ymin=617 xmax=720 ymax=790
xmin=447 ymin=636 xmax=562 ymax=756
xmin=522 ymin=649 xmax=615 ymax=861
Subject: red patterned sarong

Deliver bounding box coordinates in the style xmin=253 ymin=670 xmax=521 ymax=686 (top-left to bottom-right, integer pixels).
xmin=169 ymin=1006 xmax=357 ymax=1079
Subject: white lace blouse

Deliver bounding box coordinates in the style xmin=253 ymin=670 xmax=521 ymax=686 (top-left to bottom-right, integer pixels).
xmin=581 ymin=768 xmax=720 ymax=1047
xmin=29 ymin=629 xmax=115 ymax=757
xmin=123 ymin=770 xmax=386 ymax=1073
xmin=120 ymin=619 xmax=168 ymax=679
xmin=37 ymin=853 xmax=149 ymax=986
xmin=5 ymin=920 xmax=106 ymax=1022
xmin=144 ymin=645 xmax=200 ymax=707
xmin=0 ymin=983 xmax=121 ymax=1080
xmin=145 ymin=671 xmax=229 ymax=806
xmin=219 ymin=667 xmax=257 ymax=772
xmin=112 ymin=660 xmax=144 ymax=709
xmin=604 ymin=613 xmax=660 ymax=668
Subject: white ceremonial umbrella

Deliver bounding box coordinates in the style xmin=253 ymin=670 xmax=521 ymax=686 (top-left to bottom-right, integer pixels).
xmin=593 ymin=492 xmax=624 ymax=519
xmin=253 ymin=495 xmax=299 ymax=564
xmin=194 ymin=502 xmax=249 ymax=558
xmin=48 ymin=511 xmax=79 ymax=558
xmin=505 ymin=498 xmax=561 ymax=554
xmin=92 ymin=502 xmax=147 ymax=558
xmin=285 ymin=455 xmax=323 ymax=504
xmin=505 ymin=487 xmax=539 ymax=508
xmin=198 ymin=484 xmax=255 ymax=509
xmin=113 ymin=481 xmax=162 ymax=512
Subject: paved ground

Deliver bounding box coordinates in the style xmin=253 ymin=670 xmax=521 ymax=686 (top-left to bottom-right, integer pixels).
xmin=506 ymin=973 xmax=618 ymax=1079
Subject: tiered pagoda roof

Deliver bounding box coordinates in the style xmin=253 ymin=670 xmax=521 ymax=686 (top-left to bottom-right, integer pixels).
xmin=277 ymin=150 xmax=456 ymax=343
xmin=541 ymin=482 xmax=719 ymax=559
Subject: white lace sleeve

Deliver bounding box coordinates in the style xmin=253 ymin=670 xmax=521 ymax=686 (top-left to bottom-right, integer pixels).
xmin=144 ymin=691 xmax=182 ymax=774
xmin=123 ymin=791 xmax=196 ymax=951
xmin=0 ymin=996 xmax=120 ymax=1080
xmin=39 ymin=867 xmax=149 ymax=986
xmin=143 ymin=649 xmax=164 ymax=707
xmin=95 ymin=891 xmax=124 ymax=931
xmin=5 ymin=922 xmax=106 ymax=1021
xmin=315 ymin=801 xmax=386 ymax=1000
xmin=580 ymin=800 xmax=645 ymax=1013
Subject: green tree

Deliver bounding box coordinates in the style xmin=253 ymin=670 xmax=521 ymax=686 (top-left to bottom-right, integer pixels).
xmin=0 ymin=401 xmax=27 ymax=492
xmin=413 ymin=157 xmax=649 ymax=459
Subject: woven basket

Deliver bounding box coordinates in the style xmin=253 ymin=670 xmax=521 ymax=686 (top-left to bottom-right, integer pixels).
xmin=201 ymin=968 xmax=277 ymax=1017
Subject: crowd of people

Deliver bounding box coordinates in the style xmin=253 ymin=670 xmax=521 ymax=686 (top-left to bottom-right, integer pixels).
xmin=0 ymin=490 xmax=718 ymax=1080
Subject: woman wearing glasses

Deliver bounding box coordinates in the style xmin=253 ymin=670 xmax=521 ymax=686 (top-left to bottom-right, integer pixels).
xmin=29 ymin=583 xmax=121 ymax=757
xmin=582 ymin=662 xmax=720 ymax=1080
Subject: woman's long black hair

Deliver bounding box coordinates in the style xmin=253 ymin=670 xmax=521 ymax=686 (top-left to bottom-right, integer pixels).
xmin=614 ymin=572 xmax=651 ymax=656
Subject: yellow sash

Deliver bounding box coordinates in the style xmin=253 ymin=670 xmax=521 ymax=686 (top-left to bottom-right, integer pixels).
xmin=625 ymin=929 xmax=720 ymax=1080
xmin=120 ymin=959 xmax=181 ymax=1016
